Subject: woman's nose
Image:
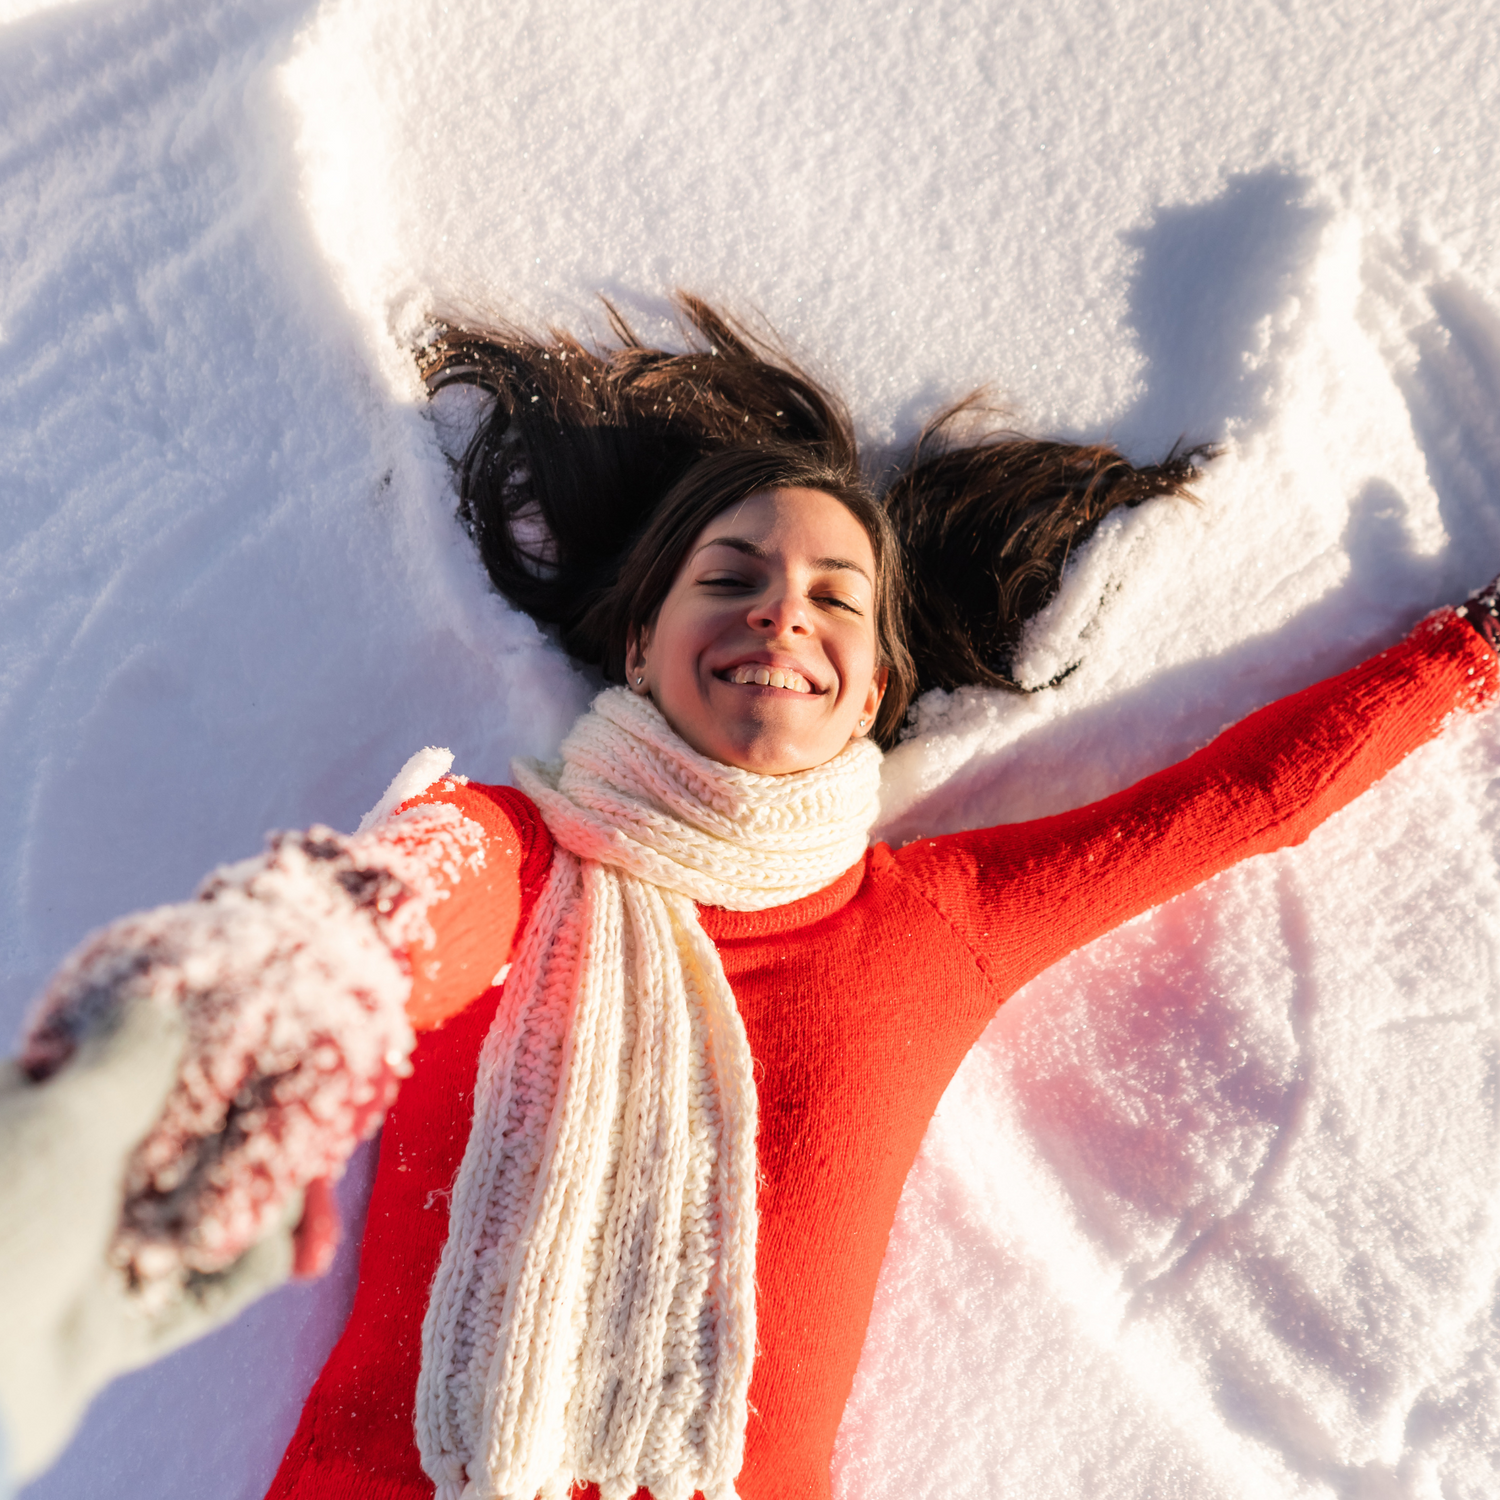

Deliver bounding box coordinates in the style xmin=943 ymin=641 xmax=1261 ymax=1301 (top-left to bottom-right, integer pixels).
xmin=749 ymin=589 xmax=809 ymax=635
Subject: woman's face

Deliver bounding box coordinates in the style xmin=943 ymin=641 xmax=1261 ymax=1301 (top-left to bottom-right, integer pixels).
xmin=628 ymin=487 xmax=887 ymax=775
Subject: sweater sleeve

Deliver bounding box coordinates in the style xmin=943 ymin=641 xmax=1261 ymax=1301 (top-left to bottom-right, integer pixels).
xmin=396 ymin=780 xmax=550 ymax=1031
xmin=894 ymin=609 xmax=1499 ymax=999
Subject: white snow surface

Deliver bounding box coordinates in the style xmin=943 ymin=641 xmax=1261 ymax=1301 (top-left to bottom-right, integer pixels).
xmin=5 ymin=1 xmax=1500 ymax=1496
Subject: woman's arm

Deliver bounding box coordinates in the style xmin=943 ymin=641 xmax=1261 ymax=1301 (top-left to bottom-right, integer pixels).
xmin=894 ymin=607 xmax=1499 ymax=998
xmin=397 ymin=779 xmax=549 ymax=1030
xmin=14 ymin=776 xmax=545 ymax=1311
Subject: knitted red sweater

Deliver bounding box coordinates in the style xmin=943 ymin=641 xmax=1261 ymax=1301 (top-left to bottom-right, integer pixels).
xmin=265 ymin=612 xmax=1496 ymax=1500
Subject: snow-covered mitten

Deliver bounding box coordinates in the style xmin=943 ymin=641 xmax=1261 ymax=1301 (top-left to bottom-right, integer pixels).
xmin=18 ymin=828 xmax=415 ymax=1307
xmin=1456 ymin=575 xmax=1500 ymax=653
xmin=0 ymin=996 xmax=296 ymax=1483
xmin=17 ymin=801 xmax=484 ymax=1313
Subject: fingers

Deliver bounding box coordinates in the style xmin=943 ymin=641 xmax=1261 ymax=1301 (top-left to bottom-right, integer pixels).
xmin=48 ymin=996 xmax=188 ymax=1142
xmin=0 ymin=995 xmax=186 ymax=1164
xmin=1456 ymin=576 xmax=1500 ymax=653
xmin=0 ymin=999 xmax=188 ymax=1305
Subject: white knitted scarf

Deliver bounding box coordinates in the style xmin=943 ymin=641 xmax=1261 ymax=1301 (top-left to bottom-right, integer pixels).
xmin=415 ymin=688 xmax=882 ymax=1500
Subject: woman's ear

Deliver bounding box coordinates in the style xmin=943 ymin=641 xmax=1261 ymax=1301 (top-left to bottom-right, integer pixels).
xmin=625 ymin=627 xmax=651 ymax=694
xmin=856 ymin=666 xmax=889 ymax=736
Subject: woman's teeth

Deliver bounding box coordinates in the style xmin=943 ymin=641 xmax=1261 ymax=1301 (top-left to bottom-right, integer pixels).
xmin=728 ymin=665 xmax=812 ymax=693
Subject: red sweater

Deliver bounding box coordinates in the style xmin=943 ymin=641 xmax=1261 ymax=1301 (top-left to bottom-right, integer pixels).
xmin=266 ymin=612 xmax=1496 ymax=1500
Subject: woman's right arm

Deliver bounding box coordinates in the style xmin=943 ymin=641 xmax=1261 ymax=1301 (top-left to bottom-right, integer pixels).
xmin=395 ymin=779 xmax=552 ymax=1030
xmin=14 ymin=775 xmax=547 ymax=1311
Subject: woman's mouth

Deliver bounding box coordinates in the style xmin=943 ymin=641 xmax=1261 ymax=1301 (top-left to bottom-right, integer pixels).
xmin=723 ymin=664 xmax=814 ymax=694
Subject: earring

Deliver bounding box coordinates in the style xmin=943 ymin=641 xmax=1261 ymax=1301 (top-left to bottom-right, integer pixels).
xmin=858 ymin=717 xmax=868 ymax=728
xmin=635 ymin=676 xmax=643 ymax=686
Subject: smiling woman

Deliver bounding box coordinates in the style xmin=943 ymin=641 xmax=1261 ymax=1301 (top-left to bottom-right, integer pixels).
xmin=422 ymin=297 xmax=1205 ymax=720
xmin=592 ymin=441 xmax=915 ymax=760
xmin=16 ymin=298 xmax=1500 ymax=1500
xmin=243 ymin=298 xmax=1500 ymax=1500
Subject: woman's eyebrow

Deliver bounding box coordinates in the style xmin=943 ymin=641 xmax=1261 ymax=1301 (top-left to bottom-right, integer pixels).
xmin=695 ymin=535 xmax=872 ymax=583
xmin=696 ymin=536 xmax=767 ymax=561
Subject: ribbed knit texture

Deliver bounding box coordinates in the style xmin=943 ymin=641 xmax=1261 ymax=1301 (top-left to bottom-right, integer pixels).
xmin=414 ymin=688 xmax=882 ymax=1500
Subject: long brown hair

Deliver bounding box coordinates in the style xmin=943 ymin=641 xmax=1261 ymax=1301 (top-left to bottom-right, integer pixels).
xmin=886 ymin=405 xmax=1208 ymax=692
xmin=419 ymin=295 xmax=1209 ymax=746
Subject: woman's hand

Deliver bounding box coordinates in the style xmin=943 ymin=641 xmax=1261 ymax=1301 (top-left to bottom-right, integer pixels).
xmin=0 ymin=996 xmax=297 ymax=1485
xmin=18 ymin=828 xmax=421 ymax=1312
xmin=1456 ymin=576 xmax=1500 ymax=652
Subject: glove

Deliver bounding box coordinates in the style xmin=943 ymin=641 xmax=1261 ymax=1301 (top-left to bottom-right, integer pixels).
xmin=0 ymin=996 xmax=296 ymax=1485
xmin=19 ymin=828 xmax=421 ymax=1307
xmin=1455 ymin=576 xmax=1500 ymax=653
xmin=2 ymin=793 xmax=484 ymax=1484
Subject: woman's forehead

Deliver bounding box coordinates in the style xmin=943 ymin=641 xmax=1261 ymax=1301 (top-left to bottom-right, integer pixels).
xmin=694 ymin=488 xmax=876 ymax=570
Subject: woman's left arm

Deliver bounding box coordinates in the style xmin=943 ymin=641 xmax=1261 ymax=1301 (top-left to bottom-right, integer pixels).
xmin=896 ymin=600 xmax=1499 ymax=996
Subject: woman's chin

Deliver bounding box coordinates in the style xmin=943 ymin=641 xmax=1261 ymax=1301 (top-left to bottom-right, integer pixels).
xmin=708 ymin=723 xmax=848 ymax=776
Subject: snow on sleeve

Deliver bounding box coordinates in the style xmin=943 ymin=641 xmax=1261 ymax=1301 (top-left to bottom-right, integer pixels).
xmin=357 ymin=745 xmax=457 ymax=834
xmin=17 ymin=801 xmax=487 ymax=1313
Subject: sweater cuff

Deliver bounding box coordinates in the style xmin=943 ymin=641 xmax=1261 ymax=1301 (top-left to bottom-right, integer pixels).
xmin=1409 ymin=606 xmax=1500 ymax=715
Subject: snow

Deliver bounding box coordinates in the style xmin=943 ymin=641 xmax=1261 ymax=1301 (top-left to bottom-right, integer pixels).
xmin=356 ymin=746 xmax=455 ymax=833
xmin=4 ymin=0 xmax=1500 ymax=1496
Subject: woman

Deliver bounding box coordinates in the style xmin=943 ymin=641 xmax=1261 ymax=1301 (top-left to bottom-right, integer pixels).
xmin=21 ymin=300 xmax=1500 ymax=1500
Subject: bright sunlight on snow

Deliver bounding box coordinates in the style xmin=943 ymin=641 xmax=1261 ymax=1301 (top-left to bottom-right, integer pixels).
xmin=5 ymin=1 xmax=1500 ymax=1497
